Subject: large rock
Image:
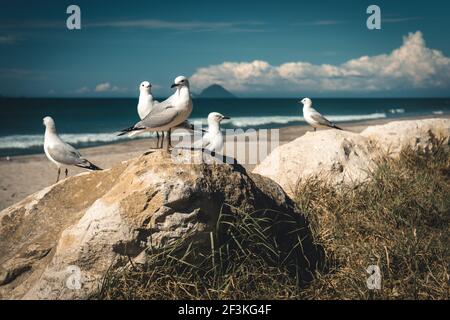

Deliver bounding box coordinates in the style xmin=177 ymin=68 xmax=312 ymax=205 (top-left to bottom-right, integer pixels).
xmin=253 ymin=130 xmax=376 ymax=195
xmin=0 ymin=150 xmax=317 ymax=300
xmin=253 ymin=118 xmax=450 ymax=196
xmin=360 ymin=118 xmax=450 ymax=154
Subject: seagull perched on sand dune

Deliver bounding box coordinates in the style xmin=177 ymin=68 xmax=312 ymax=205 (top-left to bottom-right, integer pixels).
xmin=193 ymin=112 xmax=230 ymax=154
xmin=43 ymin=116 xmax=102 ymax=183
xmin=300 ymin=98 xmax=343 ymax=131
xmin=119 ymin=76 xmax=193 ymax=150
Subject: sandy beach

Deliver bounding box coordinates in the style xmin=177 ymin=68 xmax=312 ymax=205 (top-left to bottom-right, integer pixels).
xmin=0 ymin=114 xmax=448 ymax=211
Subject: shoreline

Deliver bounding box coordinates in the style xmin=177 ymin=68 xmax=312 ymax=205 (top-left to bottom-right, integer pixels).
xmin=0 ymin=114 xmax=449 ymax=210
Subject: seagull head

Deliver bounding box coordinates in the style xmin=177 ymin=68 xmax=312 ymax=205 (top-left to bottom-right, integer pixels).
xmin=43 ymin=116 xmax=55 ymax=129
xmin=299 ymin=97 xmax=312 ymax=107
xmin=139 ymin=81 xmax=152 ymax=93
xmin=208 ymin=112 xmax=230 ymax=125
xmin=171 ymin=76 xmax=189 ymax=89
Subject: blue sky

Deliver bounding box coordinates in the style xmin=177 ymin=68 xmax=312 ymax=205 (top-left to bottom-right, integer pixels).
xmin=0 ymin=0 xmax=449 ymax=97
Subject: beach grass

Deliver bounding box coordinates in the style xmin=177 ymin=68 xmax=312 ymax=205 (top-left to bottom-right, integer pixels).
xmin=295 ymin=139 xmax=450 ymax=299
xmin=95 ymin=141 xmax=449 ymax=300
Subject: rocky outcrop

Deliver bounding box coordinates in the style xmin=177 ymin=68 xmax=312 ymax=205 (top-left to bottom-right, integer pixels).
xmin=253 ymin=118 xmax=450 ymax=196
xmin=0 ymin=150 xmax=317 ymax=300
xmin=360 ymin=118 xmax=450 ymax=154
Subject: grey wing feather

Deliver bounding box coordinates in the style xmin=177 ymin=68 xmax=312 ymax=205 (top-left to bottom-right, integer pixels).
xmin=145 ymin=95 xmax=174 ymax=118
xmin=138 ymin=106 xmax=179 ymax=129
xmin=310 ymin=111 xmax=333 ymax=127
xmin=48 ymin=142 xmax=84 ymax=165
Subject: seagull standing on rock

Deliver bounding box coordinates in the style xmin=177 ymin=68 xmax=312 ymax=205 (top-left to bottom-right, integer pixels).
xmin=119 ymin=76 xmax=193 ymax=150
xmin=194 ymin=112 xmax=230 ymax=154
xmin=134 ymin=81 xmax=164 ymax=148
xmin=43 ymin=116 xmax=102 ymax=183
xmin=300 ymin=98 xmax=343 ymax=132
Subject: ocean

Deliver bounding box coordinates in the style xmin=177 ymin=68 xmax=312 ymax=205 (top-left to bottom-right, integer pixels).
xmin=0 ymin=97 xmax=449 ymax=157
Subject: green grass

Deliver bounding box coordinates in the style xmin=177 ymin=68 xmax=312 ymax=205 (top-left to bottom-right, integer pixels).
xmin=95 ymin=207 xmax=317 ymax=299
xmin=95 ymin=141 xmax=450 ymax=300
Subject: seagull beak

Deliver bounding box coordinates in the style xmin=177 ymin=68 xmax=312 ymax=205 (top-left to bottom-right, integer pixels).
xmin=171 ymin=83 xmax=178 ymax=88
xmin=222 ymin=116 xmax=230 ymax=120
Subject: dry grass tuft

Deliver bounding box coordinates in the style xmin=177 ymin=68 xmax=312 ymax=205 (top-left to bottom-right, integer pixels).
xmin=95 ymin=141 xmax=449 ymax=300
xmin=95 ymin=207 xmax=313 ymax=300
xmin=295 ymin=140 xmax=450 ymax=299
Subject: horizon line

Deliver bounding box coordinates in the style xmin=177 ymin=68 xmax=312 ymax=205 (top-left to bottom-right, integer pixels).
xmin=1 ymin=96 xmax=450 ymax=100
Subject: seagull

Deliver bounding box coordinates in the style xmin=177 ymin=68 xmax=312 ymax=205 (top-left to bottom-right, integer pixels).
xmin=43 ymin=116 xmax=102 ymax=183
xmin=119 ymin=76 xmax=193 ymax=150
xmin=135 ymin=81 xmax=167 ymax=148
xmin=193 ymin=112 xmax=230 ymax=154
xmin=300 ymin=98 xmax=343 ymax=131
xmin=137 ymin=81 xmax=158 ymax=120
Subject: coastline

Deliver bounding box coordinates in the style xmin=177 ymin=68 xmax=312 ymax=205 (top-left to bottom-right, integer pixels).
xmin=0 ymin=114 xmax=449 ymax=210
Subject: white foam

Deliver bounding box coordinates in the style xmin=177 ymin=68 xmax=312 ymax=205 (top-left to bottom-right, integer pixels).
xmin=326 ymin=113 xmax=387 ymax=122
xmin=0 ymin=113 xmax=388 ymax=151
xmin=388 ymin=108 xmax=405 ymax=114
xmin=0 ymin=132 xmax=139 ymax=150
xmin=190 ymin=113 xmax=387 ymax=128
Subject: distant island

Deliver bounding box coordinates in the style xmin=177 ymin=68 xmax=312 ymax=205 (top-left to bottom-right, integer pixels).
xmin=197 ymin=84 xmax=236 ymax=98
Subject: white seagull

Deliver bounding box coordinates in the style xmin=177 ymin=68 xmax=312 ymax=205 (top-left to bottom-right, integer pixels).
xmin=119 ymin=76 xmax=193 ymax=150
xmin=194 ymin=112 xmax=230 ymax=154
xmin=132 ymin=80 xmax=165 ymax=148
xmin=43 ymin=116 xmax=102 ymax=183
xmin=300 ymin=98 xmax=343 ymax=131
xmin=137 ymin=81 xmax=158 ymax=120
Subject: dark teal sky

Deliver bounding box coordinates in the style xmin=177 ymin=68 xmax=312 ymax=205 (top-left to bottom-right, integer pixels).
xmin=1 ymin=0 xmax=449 ymax=97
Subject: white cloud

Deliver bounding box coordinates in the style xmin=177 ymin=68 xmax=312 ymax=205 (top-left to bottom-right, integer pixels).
xmin=295 ymin=20 xmax=346 ymax=26
xmin=383 ymin=17 xmax=423 ymax=23
xmin=76 ymin=86 xmax=90 ymax=94
xmin=95 ymin=82 xmax=111 ymax=92
xmin=87 ymin=19 xmax=264 ymax=32
xmin=75 ymin=83 xmax=127 ymax=94
xmin=190 ymin=31 xmax=450 ymax=94
xmin=94 ymin=82 xmax=128 ymax=92
xmin=0 ymin=35 xmax=16 ymax=44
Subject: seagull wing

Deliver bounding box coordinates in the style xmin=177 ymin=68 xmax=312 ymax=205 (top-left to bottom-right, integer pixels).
xmin=138 ymin=105 xmax=179 ymax=129
xmin=47 ymin=141 xmax=83 ymax=165
xmin=309 ymin=109 xmax=333 ymax=127
xmin=119 ymin=98 xmax=178 ymax=135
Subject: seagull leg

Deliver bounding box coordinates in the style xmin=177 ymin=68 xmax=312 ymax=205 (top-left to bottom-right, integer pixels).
xmin=160 ymin=132 xmax=165 ymax=149
xmin=56 ymin=168 xmax=61 ymax=183
xmin=165 ymin=129 xmax=171 ymax=152
xmin=65 ymin=168 xmax=68 ymax=178
xmin=314 ymin=127 xmax=316 ymax=132
xmin=168 ymin=129 xmax=173 ymax=148
xmin=156 ymin=132 xmax=160 ymax=149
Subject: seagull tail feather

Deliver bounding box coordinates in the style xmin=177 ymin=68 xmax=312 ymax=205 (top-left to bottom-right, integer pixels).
xmin=332 ymin=124 xmax=343 ymax=130
xmin=77 ymin=160 xmax=102 ymax=171
xmin=118 ymin=125 xmax=145 ymax=136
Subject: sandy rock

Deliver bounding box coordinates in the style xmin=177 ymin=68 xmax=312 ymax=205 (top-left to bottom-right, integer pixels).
xmin=0 ymin=150 xmax=317 ymax=299
xmin=360 ymin=118 xmax=450 ymax=154
xmin=253 ymin=130 xmax=376 ymax=195
xmin=253 ymin=118 xmax=450 ymax=196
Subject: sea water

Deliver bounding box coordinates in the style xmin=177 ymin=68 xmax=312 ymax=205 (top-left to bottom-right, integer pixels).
xmin=0 ymin=97 xmax=449 ymax=156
